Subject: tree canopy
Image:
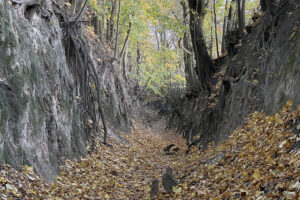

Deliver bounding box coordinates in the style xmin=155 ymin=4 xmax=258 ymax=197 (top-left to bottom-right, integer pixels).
xmin=86 ymin=0 xmax=260 ymax=95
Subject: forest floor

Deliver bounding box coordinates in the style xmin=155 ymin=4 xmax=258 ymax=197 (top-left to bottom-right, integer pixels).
xmin=0 ymin=101 xmax=299 ymax=199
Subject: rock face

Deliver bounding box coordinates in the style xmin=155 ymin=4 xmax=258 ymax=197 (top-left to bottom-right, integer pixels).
xmin=171 ymin=2 xmax=300 ymax=148
xmin=85 ymin=30 xmax=132 ymax=133
xmin=214 ymin=4 xmax=300 ymax=143
xmin=0 ymin=0 xmax=132 ymax=181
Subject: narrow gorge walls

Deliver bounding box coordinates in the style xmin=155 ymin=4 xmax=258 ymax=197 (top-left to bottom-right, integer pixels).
xmin=0 ymin=0 xmax=132 ymax=181
xmin=0 ymin=0 xmax=87 ymax=181
xmin=171 ymin=1 xmax=300 ymax=149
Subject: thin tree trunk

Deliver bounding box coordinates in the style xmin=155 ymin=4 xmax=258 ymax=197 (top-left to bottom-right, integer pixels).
xmin=106 ymin=0 xmax=117 ymax=43
xmin=213 ymin=0 xmax=219 ymax=58
xmin=97 ymin=0 xmax=103 ymax=41
xmin=114 ymin=0 xmax=121 ymax=58
xmin=134 ymin=77 xmax=151 ymax=102
xmin=99 ymin=14 xmax=104 ymax=41
xmin=237 ymin=0 xmax=243 ymax=35
xmin=71 ymin=0 xmax=77 ymax=15
xmin=122 ymin=48 xmax=128 ymax=80
xmin=241 ymin=0 xmax=246 ymax=27
xmin=221 ymin=0 xmax=229 ymax=53
xmin=72 ymin=0 xmax=89 ymax=22
xmin=119 ymin=22 xmax=132 ymax=59
xmin=120 ymin=22 xmax=132 ymax=80
xmin=210 ymin=0 xmax=213 ymax=55
xmin=92 ymin=14 xmax=99 ymax=36
xmin=154 ymin=26 xmax=160 ymax=50
xmin=137 ymin=42 xmax=142 ymax=65
xmin=135 ymin=42 xmax=141 ymax=95
xmin=227 ymin=0 xmax=235 ymax=33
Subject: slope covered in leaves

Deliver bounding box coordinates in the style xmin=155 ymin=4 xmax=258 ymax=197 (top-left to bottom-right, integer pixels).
xmin=0 ymin=102 xmax=299 ymax=199
xmin=174 ymin=100 xmax=300 ymax=199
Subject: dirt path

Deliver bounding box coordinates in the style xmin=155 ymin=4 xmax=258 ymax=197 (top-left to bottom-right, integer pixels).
xmin=1 ymin=97 xmax=189 ymax=199
xmin=2 ymin=101 xmax=299 ymax=199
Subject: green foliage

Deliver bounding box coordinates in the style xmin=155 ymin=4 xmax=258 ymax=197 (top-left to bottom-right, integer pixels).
xmin=88 ymin=0 xmax=260 ymax=95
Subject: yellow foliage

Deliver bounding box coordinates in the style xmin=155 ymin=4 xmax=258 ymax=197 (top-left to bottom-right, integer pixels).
xmin=0 ymin=101 xmax=299 ymax=199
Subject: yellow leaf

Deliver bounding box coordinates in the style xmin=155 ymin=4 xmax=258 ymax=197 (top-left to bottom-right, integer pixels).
xmin=23 ymin=165 xmax=34 ymax=175
xmin=213 ymin=195 xmax=222 ymax=200
xmin=0 ymin=177 xmax=7 ymax=184
xmin=266 ymin=116 xmax=275 ymax=124
xmin=172 ymin=185 xmax=183 ymax=194
xmin=13 ymin=192 xmax=22 ymax=198
xmin=92 ymin=84 xmax=96 ymax=89
xmin=290 ymin=31 xmax=296 ymax=40
xmin=242 ymin=171 xmax=249 ymax=177
xmin=253 ymin=79 xmax=259 ymax=85
xmin=282 ymin=99 xmax=293 ymax=112
xmin=283 ymin=140 xmax=292 ymax=149
xmin=27 ymin=189 xmax=37 ymax=195
xmin=252 ymin=169 xmax=261 ymax=180
xmin=274 ymin=114 xmax=284 ymax=124
xmin=286 ymin=99 xmax=292 ymax=107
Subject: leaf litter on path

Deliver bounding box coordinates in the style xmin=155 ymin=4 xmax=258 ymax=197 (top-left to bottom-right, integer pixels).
xmin=0 ymin=101 xmax=299 ymax=199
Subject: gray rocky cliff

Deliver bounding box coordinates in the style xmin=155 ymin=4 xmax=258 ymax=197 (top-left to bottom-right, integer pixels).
xmin=170 ymin=2 xmax=300 ymax=148
xmin=0 ymin=0 xmax=132 ymax=181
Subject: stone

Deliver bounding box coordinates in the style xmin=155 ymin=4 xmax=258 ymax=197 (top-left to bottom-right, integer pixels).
xmin=0 ymin=0 xmax=132 ymax=181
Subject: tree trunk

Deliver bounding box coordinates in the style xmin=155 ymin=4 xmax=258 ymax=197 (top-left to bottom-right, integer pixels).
xmin=241 ymin=0 xmax=246 ymax=28
xmin=92 ymin=14 xmax=99 ymax=36
xmin=187 ymin=0 xmax=214 ymax=92
xmin=119 ymin=22 xmax=132 ymax=59
xmin=97 ymin=0 xmax=103 ymax=40
xmin=221 ymin=0 xmax=229 ymax=53
xmin=181 ymin=1 xmax=200 ymax=92
xmin=237 ymin=0 xmax=242 ymax=35
xmin=72 ymin=0 xmax=89 ymax=22
xmin=135 ymin=42 xmax=142 ymax=94
xmin=227 ymin=0 xmax=236 ymax=33
xmin=261 ymin=0 xmax=294 ymax=16
xmin=260 ymin=0 xmax=267 ymax=11
xmin=210 ymin=0 xmax=213 ymax=55
xmin=260 ymin=0 xmax=283 ymax=15
xmin=120 ymin=22 xmax=132 ymax=80
xmin=122 ymin=48 xmax=128 ymax=80
xmin=106 ymin=0 xmax=117 ymax=43
xmin=213 ymin=0 xmax=219 ymax=58
xmin=71 ymin=0 xmax=77 ymax=16
xmin=114 ymin=0 xmax=121 ymax=58
xmin=134 ymin=77 xmax=151 ymax=102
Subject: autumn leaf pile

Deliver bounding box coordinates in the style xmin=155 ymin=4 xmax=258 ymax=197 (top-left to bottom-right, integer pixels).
xmin=173 ymin=101 xmax=300 ymax=199
xmin=0 ymin=124 xmax=187 ymax=199
xmin=0 ymin=101 xmax=299 ymax=199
